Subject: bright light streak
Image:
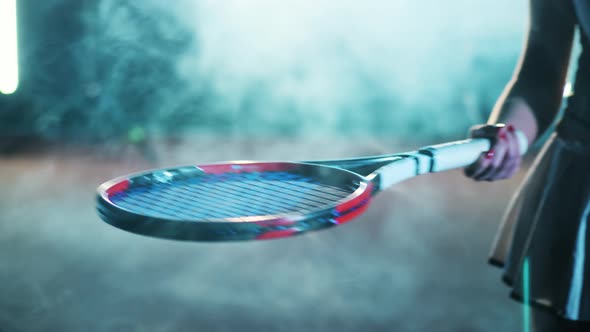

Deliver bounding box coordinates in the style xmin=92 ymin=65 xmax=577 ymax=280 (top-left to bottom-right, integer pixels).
xmin=563 ymin=82 xmax=574 ymax=98
xmin=522 ymin=257 xmax=530 ymax=332
xmin=0 ymin=0 xmax=19 ymax=94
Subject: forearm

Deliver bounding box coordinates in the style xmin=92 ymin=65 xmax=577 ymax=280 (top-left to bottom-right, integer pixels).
xmin=487 ymin=77 xmax=565 ymax=144
xmin=486 ymin=0 xmax=576 ymax=145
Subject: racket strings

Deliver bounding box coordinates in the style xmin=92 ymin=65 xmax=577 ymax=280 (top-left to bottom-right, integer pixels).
xmin=193 ymin=181 xmax=315 ymax=215
xmin=109 ymin=171 xmax=354 ymax=221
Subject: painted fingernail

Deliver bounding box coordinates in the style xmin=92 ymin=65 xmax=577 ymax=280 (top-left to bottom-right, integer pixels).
xmin=507 ymin=124 xmax=515 ymax=132
xmin=485 ymin=150 xmax=495 ymax=159
xmin=499 ymin=131 xmax=507 ymax=139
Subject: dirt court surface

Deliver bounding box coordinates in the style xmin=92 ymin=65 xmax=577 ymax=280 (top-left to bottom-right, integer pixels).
xmin=0 ymin=137 xmax=529 ymax=332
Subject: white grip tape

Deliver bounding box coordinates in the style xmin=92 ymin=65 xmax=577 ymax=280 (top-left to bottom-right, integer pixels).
xmin=427 ymin=129 xmax=528 ymax=172
xmin=378 ymin=130 xmax=529 ymax=190
xmin=425 ymin=138 xmax=491 ymax=173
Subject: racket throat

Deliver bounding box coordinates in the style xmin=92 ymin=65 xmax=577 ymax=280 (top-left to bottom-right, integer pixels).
xmin=307 ymin=156 xmax=405 ymax=176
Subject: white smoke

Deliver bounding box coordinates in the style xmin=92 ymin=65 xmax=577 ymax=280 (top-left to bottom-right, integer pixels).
xmin=175 ymin=0 xmax=526 ymax=139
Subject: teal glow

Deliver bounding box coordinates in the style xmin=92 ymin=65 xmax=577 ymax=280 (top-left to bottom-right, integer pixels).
xmin=523 ymin=257 xmax=530 ymax=332
xmin=0 ymin=0 xmax=19 ymax=94
xmin=127 ymin=126 xmax=146 ymax=143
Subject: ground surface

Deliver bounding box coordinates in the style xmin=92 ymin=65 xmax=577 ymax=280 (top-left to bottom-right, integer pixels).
xmin=0 ymin=137 xmax=530 ymax=332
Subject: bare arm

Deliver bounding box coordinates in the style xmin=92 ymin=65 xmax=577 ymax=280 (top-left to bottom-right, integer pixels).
xmin=465 ymin=0 xmax=576 ymax=181
xmin=488 ymin=0 xmax=576 ymax=144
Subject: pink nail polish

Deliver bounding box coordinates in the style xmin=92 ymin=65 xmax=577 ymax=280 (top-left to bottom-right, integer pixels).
xmin=485 ymin=150 xmax=495 ymax=159
xmin=507 ymin=124 xmax=515 ymax=132
xmin=499 ymin=131 xmax=507 ymax=139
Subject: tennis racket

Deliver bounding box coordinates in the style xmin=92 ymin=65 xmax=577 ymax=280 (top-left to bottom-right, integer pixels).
xmin=96 ymin=132 xmax=528 ymax=242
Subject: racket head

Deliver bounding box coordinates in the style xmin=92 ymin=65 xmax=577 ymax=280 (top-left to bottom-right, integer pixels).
xmin=96 ymin=161 xmax=374 ymax=241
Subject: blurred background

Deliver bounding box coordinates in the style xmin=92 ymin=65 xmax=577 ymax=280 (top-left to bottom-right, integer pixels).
xmin=1 ymin=0 xmax=533 ymax=146
xmin=0 ymin=0 xmax=576 ymax=331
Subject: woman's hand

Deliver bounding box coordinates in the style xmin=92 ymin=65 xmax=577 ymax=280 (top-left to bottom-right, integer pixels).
xmin=464 ymin=124 xmax=524 ymax=181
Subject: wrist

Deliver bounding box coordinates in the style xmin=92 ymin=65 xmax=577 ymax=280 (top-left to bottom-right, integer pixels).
xmin=488 ymin=98 xmax=538 ymax=145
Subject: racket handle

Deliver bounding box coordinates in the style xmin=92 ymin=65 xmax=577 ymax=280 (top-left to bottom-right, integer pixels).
xmin=420 ymin=129 xmax=528 ymax=173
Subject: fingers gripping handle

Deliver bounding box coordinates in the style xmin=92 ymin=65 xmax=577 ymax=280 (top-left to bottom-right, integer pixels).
xmin=421 ymin=129 xmax=528 ymax=173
